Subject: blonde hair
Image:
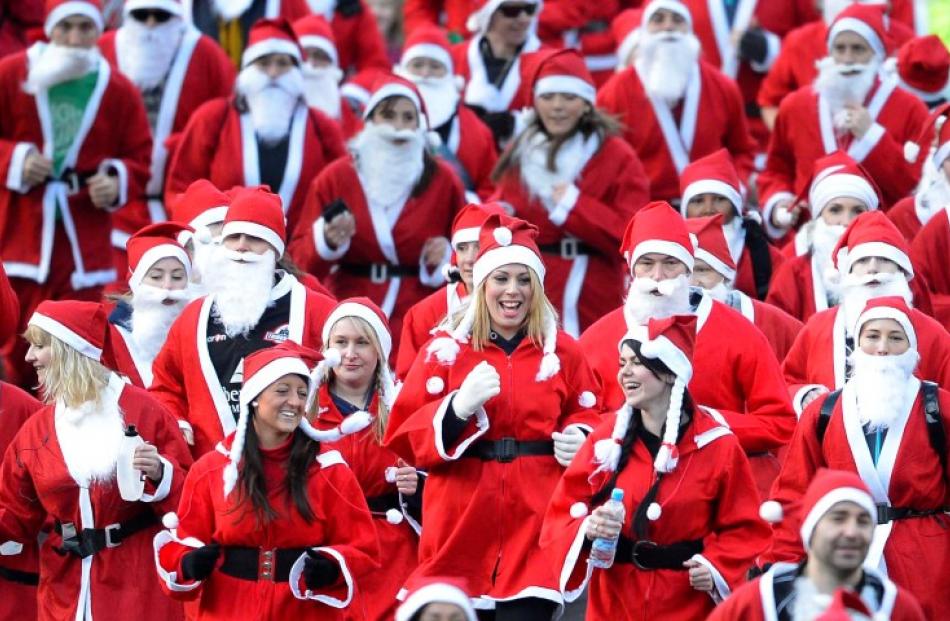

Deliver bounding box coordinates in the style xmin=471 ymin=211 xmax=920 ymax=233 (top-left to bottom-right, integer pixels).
xmin=468 ymin=269 xmax=556 ymax=350
xmin=24 ymin=325 xmax=110 ymax=408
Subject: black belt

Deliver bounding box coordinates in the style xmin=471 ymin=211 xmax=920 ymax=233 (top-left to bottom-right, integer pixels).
xmin=0 ymin=565 xmax=39 ymax=586
xmin=49 ymin=168 xmax=94 ymax=196
xmin=219 ymin=546 xmax=309 ymax=582
xmin=339 ymin=263 xmax=417 ymax=283
xmin=463 ymin=437 xmax=554 ymax=463
xmin=615 ymin=536 xmax=704 ymax=570
xmin=366 ymin=492 xmax=400 ymax=514
xmin=877 ymin=503 xmax=949 ymax=524
xmin=538 ymin=238 xmax=597 ymax=260
xmin=54 ymin=512 xmax=158 ymax=559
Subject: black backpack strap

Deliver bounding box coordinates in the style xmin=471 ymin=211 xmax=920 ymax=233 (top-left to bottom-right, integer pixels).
xmin=816 ymin=389 xmax=843 ymax=445
xmin=743 ymin=217 xmax=774 ymax=300
xmin=921 ymin=381 xmax=946 ymax=473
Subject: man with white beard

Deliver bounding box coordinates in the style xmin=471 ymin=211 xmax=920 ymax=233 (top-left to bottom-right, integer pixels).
xmin=166 ymin=17 xmax=346 ymax=237
xmin=167 ymin=178 xmax=230 ymax=294
xmin=764 ymin=297 xmax=950 ymax=620
xmin=783 ymin=211 xmax=950 ymax=417
xmin=395 ymin=23 xmax=498 ymax=201
xmin=0 ymin=0 xmax=151 ymax=388
xmin=98 ymin=0 xmax=234 ymax=285
xmin=150 ymin=187 xmax=336 ymax=458
xmin=891 ymin=104 xmax=950 ymax=241
xmin=597 ymin=0 xmax=756 ymax=202
xmin=579 ymin=201 xmax=796 ymax=497
xmin=758 ymin=3 xmax=928 ymax=236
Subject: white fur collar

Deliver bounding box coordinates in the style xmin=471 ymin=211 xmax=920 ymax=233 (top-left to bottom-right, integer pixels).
xmin=517 ymin=127 xmax=600 ymax=209
xmin=55 ymin=374 xmax=126 ymax=487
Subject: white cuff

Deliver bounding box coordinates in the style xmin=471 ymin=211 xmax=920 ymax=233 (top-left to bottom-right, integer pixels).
xmin=152 ymin=530 xmax=205 ymax=593
xmin=99 ymin=158 xmax=129 ymax=211
xmin=690 ymin=553 xmax=730 ymax=604
xmin=0 ymin=541 xmax=23 ymax=555
xmin=847 ymin=122 xmax=885 ymax=163
xmin=548 ymin=184 xmax=580 ymax=226
xmin=6 ymin=143 xmax=37 ymax=193
xmin=750 ymin=31 xmax=781 ymax=73
xmin=433 ymin=391 xmax=490 ymax=461
xmin=761 ymin=191 xmax=795 ymax=240
xmin=792 ymin=384 xmax=829 ymax=418
xmin=177 ymin=420 xmax=193 ymax=433
xmin=313 ymin=216 xmax=350 ymax=261
xmin=558 ymin=515 xmax=593 ymax=602
xmin=140 ymin=456 xmax=173 ymax=503
xmin=289 ymin=546 xmax=354 ymax=608
xmin=419 ymin=238 xmax=450 ymax=288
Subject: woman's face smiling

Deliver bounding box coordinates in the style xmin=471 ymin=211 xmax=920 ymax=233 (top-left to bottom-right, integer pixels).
xmin=484 ymin=263 xmax=534 ymax=339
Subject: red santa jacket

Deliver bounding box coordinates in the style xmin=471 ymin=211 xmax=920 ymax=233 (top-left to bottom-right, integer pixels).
xmin=0 ymin=48 xmax=151 ymax=288
xmin=149 ymin=272 xmax=336 ymax=459
xmin=887 ymin=195 xmax=926 ymax=242
xmin=403 ymin=0 xmax=479 ymax=38
xmin=541 ymin=407 xmax=770 ymax=620
xmin=0 ymin=375 xmax=192 ymax=621
xmin=492 ymin=135 xmax=650 ymax=336
xmin=721 ymin=290 xmax=802 ymax=361
xmin=597 ymin=61 xmax=756 ymax=202
xmin=732 ymin=237 xmax=786 ymax=301
xmin=536 ymin=1 xmax=625 ymax=85
xmin=165 ymin=97 xmax=346 ymax=238
xmin=453 ymin=33 xmax=542 ymax=113
xmin=911 ymin=207 xmax=950 ymax=327
xmin=0 ymin=262 xmax=19 ymax=345
xmin=328 ymin=0 xmax=391 ymax=79
xmin=108 ymin=321 xmax=148 ymax=389
xmin=764 ymin=382 xmax=950 ymax=620
xmin=384 ymin=330 xmax=602 ymax=606
xmin=396 ymin=282 xmax=468 ymax=379
xmin=441 ymin=105 xmax=498 ymax=201
xmin=154 ymin=437 xmax=379 ymax=620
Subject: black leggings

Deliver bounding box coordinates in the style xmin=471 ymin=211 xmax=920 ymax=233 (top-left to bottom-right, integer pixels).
xmin=476 ymin=597 xmax=558 ymax=621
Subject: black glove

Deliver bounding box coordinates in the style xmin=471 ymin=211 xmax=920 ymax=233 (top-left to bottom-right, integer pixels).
xmin=302 ymin=550 xmax=341 ymax=590
xmin=336 ymin=0 xmax=362 ymax=17
xmin=738 ymin=28 xmax=769 ymax=65
xmin=323 ymin=198 xmax=351 ymax=221
xmin=180 ymin=544 xmax=220 ymax=581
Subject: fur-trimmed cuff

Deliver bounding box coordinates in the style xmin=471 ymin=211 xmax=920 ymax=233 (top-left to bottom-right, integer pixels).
xmin=177 ymin=420 xmax=193 ymax=433
xmin=690 ymin=553 xmax=730 ymax=603
xmin=141 ymin=456 xmax=174 ymax=503
xmin=98 ymin=159 xmax=128 ymax=211
xmin=289 ymin=547 xmax=354 ymax=608
xmin=434 ymin=391 xmax=490 ymax=461
xmin=313 ymin=217 xmax=351 ymax=261
xmin=793 ymin=384 xmax=828 ymax=418
xmin=847 ymin=122 xmax=885 ymax=163
xmin=750 ymin=31 xmax=781 ymax=73
xmin=761 ymin=191 xmax=795 ymax=240
xmin=547 ymin=184 xmax=581 ymax=226
xmin=152 ymin=530 xmax=204 ymax=593
xmin=558 ymin=515 xmax=593 ymax=602
xmin=6 ymin=143 xmax=37 ymax=193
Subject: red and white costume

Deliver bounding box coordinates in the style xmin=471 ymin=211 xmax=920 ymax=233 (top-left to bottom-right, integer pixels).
xmin=535 ymin=0 xmax=625 ymax=85
xmin=313 ymin=0 xmax=391 ymax=79
xmin=403 ymin=0 xmax=478 ymax=38
xmin=911 ymin=207 xmax=950 ymax=327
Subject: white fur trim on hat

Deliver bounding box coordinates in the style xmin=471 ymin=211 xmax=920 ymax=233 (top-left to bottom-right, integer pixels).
xmin=617 ymin=29 xmax=641 ymax=68
xmin=828 ymin=17 xmax=885 ymax=59
xmin=240 ymin=357 xmax=311 ymax=414
xmin=569 ymin=502 xmax=589 ymax=518
xmin=451 ymin=226 xmax=481 ymax=248
xmin=28 ymin=312 xmax=102 ymax=361
xmin=322 ymin=302 xmax=393 ymax=359
xmin=297 ymin=35 xmax=338 ymax=66
xmin=401 ymin=43 xmax=454 ymax=75
xmin=800 ymin=487 xmax=876 ymax=551
xmin=129 ymin=244 xmax=191 ymax=292
xmin=680 ymin=179 xmax=743 ymax=216
xmin=854 ymin=304 xmax=917 ymax=350
xmin=808 ymin=171 xmax=879 ymax=217
xmin=124 ymin=0 xmax=183 ymax=16
xmin=642 ymin=0 xmax=692 ymax=28
xmin=630 ymin=239 xmax=695 ymax=272
xmin=534 ymin=75 xmax=596 ymax=104
xmin=759 ymin=500 xmax=783 ymax=524
xmin=45 ymin=1 xmax=104 ymax=36
xmin=189 ymin=206 xmax=228 ymax=231
xmin=426 ymin=376 xmax=445 ymax=394
xmin=934 ymin=141 xmax=950 ymax=169
xmin=578 ymin=391 xmax=596 ymax=408
xmin=493 ymin=226 xmax=513 ymax=246
xmin=591 ymin=407 xmax=632 ymax=477
xmin=298 ymin=409 xmax=374 ymax=443
xmin=221 ymin=220 xmax=285 ymax=257
xmin=694 ymin=248 xmax=736 ymax=282
xmin=396 ymin=582 xmax=477 ymax=621
xmin=241 ymin=38 xmax=302 ymax=68
xmin=363 ymin=83 xmax=427 ymax=129
xmin=841 ymin=241 xmax=913 ymax=279
xmin=638 ymin=335 xmax=693 ymax=381
xmin=472 ymin=244 xmax=546 ymax=288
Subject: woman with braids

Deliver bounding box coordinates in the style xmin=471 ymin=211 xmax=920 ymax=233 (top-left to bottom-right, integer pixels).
xmin=540 ymin=315 xmax=770 ymax=620
xmin=490 ymin=48 xmax=649 ymax=337
xmin=312 ymin=297 xmax=422 ymax=620
xmin=153 ymin=341 xmax=378 ymax=619
xmin=385 ymin=214 xmax=602 ymax=621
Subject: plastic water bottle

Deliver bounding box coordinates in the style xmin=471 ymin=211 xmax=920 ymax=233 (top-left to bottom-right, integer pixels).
xmin=117 ymin=425 xmax=146 ymax=501
xmin=589 ymin=488 xmax=625 ymax=569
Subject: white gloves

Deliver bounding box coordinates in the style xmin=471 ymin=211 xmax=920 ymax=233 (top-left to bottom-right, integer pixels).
xmin=552 ymin=425 xmax=587 ymax=467
xmin=452 ymin=361 xmax=501 ymax=420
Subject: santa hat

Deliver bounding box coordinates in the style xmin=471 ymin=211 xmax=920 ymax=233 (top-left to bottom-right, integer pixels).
xmin=612 ymin=8 xmax=643 ymax=68
xmin=830 ymin=211 xmax=914 ymax=279
xmin=340 ymin=68 xmax=386 ymax=112
xmin=678 ymin=148 xmax=743 ymax=217
xmin=45 ymin=0 xmax=103 ymax=36
xmin=396 ymin=579 xmax=477 ymax=621
xmin=641 ymin=0 xmax=692 ymax=29
xmin=168 ymin=179 xmax=230 ymax=245
xmin=801 ymin=469 xmax=876 ymax=550
xmin=363 ymin=74 xmax=430 ymax=130
xmin=466 ymin=0 xmax=540 ymax=34
xmin=685 ymin=214 xmax=736 ymax=282
xmin=221 ymin=186 xmax=287 ymax=257
xmin=399 ymin=24 xmax=454 ymax=75
xmin=620 ymin=202 xmax=695 ymax=273
xmin=444 ymin=202 xmax=507 ymax=281
xmin=28 ymin=300 xmax=107 ymax=362
xmin=804 ymin=152 xmax=881 ymax=220
xmin=527 ymin=49 xmax=596 ymax=105
xmin=426 ymin=214 xmax=560 ymax=381
xmin=826 ymin=3 xmax=890 ymax=60
xmin=241 ymin=17 xmax=302 ymax=69
xmin=903 ymin=102 xmax=950 ymax=166
xmin=892 ymin=35 xmax=950 ymax=104
xmin=126 ymin=222 xmax=193 ymax=292
xmin=123 ymin=0 xmax=182 ymax=17
xmin=816 ymin=589 xmax=874 ymax=621
xmin=852 ymin=295 xmax=917 ymax=351
xmin=291 ymin=14 xmax=338 ymax=66
xmin=595 ymin=315 xmax=696 ymax=479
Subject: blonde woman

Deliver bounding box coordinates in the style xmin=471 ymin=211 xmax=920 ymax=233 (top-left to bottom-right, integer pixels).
xmin=385 ymin=214 xmax=602 ymax=620
xmin=0 ymin=300 xmax=192 ymax=621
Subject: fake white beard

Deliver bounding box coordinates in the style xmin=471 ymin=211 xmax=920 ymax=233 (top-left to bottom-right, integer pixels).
xmin=623 ymin=274 xmax=692 ymax=326
xmin=206 ymin=247 xmax=277 ymax=337
xmin=722 ymin=217 xmax=746 ymax=263
xmin=190 ymin=235 xmax=218 ymax=286
xmin=702 ymin=280 xmax=732 ymax=303
xmin=840 ymin=271 xmax=914 ymax=336
xmin=213 ymin=0 xmax=254 ymax=20
xmin=810 ymin=218 xmax=847 ymax=301
xmin=55 ymin=387 xmax=125 ymax=486
xmin=351 ymin=121 xmax=425 ymax=207
xmin=814 ymin=56 xmax=879 ymax=126
xmin=237 ymin=65 xmax=304 ymax=145
xmin=516 ymin=127 xmax=598 ymax=207
xmin=301 ymin=64 xmax=343 ymax=119
xmin=410 ymin=73 xmax=460 ymax=129
xmin=635 ymin=31 xmax=700 ymax=107
xmin=24 ymin=43 xmax=100 ymax=94
xmin=115 ymin=16 xmax=185 ymax=90
xmin=850 ymin=348 xmax=919 ymax=432
xmin=306 ymin=0 xmax=336 ymax=18
xmin=130 ymin=285 xmax=191 ymax=362
xmin=916 ymin=171 xmax=950 ymax=224
xmin=792 ymin=578 xmax=836 ymax=621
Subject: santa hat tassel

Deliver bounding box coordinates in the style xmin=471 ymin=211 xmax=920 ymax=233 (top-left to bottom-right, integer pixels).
xmin=535 ymin=309 xmax=561 ymax=382
xmin=590 ymin=408 xmax=632 ymax=479
xmin=223 ymin=403 xmax=252 ymax=497
xmin=654 ymin=376 xmax=685 ymax=473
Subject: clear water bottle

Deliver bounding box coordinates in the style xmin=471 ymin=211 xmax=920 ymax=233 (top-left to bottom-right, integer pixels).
xmin=589 ymin=488 xmax=625 ymax=569
xmin=117 ymin=425 xmax=146 ymax=501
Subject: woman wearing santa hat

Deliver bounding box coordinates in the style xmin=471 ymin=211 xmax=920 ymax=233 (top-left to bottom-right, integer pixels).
xmin=541 ymin=314 xmax=770 ymax=620
xmin=384 ymin=214 xmax=602 ymax=620
xmin=0 ymin=300 xmax=192 ymax=621
xmin=396 ymin=579 xmax=478 ymax=621
xmin=311 ymin=297 xmax=421 ymax=620
xmin=288 ymin=74 xmax=465 ymax=349
xmin=153 ymin=341 xmax=378 ymax=620
xmin=492 ymin=48 xmax=649 ymax=337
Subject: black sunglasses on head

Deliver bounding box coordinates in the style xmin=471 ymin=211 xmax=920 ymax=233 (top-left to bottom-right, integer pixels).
xmin=496 ymin=3 xmax=537 ymax=18
xmin=129 ymin=8 xmax=174 ymax=23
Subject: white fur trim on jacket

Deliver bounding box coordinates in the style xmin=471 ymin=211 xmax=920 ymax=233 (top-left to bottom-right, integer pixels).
xmin=434 ymin=391 xmax=490 ymax=460
xmin=289 ymin=546 xmax=354 ymax=607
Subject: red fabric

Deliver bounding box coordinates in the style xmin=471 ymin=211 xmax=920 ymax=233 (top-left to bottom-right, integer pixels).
xmin=886 ymin=196 xmax=924 ymax=242
xmin=733 ymin=242 xmax=786 ymax=300
xmin=897 ymin=34 xmax=950 ymax=95
xmin=395 ymin=283 xmax=464 ymax=379
xmin=108 ymin=320 xmax=145 ymax=389
xmin=536 ymin=1 xmax=625 ymax=85
xmin=0 ymin=0 xmax=43 ymax=59
xmin=453 ymin=101 xmax=498 ymax=200
xmin=0 ymin=261 xmax=19 ymax=347
xmin=329 ymin=1 xmax=390 ymax=79
xmin=910 ymin=208 xmax=950 ymax=327
xmin=746 ymin=296 xmax=802 ymax=361
xmin=402 ymin=0 xmax=480 ymax=38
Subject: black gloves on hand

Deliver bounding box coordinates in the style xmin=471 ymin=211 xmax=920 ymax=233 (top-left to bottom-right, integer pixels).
xmin=738 ymin=28 xmax=769 ymax=64
xmin=180 ymin=544 xmax=220 ymax=581
xmin=302 ymin=550 xmax=341 ymax=590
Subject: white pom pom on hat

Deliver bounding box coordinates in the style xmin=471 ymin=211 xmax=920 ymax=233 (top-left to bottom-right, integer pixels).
xmin=385 ymin=467 xmax=398 ymax=483
xmin=646 ymin=502 xmax=662 ymax=521
xmin=194 ymin=226 xmax=213 ymax=245
xmin=162 ymin=512 xmax=180 ymax=529
xmin=903 ymin=141 xmax=921 ymax=163
xmin=759 ymin=500 xmax=784 ymax=524
xmin=493 ymin=226 xmax=513 ymax=246
xmin=322 ymin=348 xmax=342 ymax=368
xmin=578 ymin=391 xmax=596 ymax=408
xmin=569 ymin=502 xmax=589 ymax=519
xmin=386 ymin=509 xmax=405 ymax=525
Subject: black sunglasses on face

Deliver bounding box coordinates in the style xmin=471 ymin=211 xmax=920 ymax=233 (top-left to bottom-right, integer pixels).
xmin=496 ymin=3 xmax=537 ymax=18
xmin=129 ymin=8 xmax=173 ymax=23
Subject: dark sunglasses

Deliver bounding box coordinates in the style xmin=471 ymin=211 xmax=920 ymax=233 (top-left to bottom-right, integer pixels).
xmin=496 ymin=3 xmax=537 ymax=18
xmin=129 ymin=8 xmax=174 ymax=23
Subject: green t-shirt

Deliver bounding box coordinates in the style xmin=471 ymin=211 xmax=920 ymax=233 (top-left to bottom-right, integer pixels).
xmin=48 ymin=70 xmax=98 ymax=177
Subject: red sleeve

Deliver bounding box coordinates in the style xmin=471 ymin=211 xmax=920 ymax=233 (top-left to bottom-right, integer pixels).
xmin=0 ymin=417 xmax=48 ymax=544
xmin=909 ymin=209 xmax=948 ymax=295
xmin=757 ymin=96 xmax=798 ymax=204
xmin=148 ymin=310 xmax=192 ymax=431
xmin=163 ymin=99 xmax=228 ymax=204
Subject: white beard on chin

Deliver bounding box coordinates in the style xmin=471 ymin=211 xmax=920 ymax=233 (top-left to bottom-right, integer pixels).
xmin=916 ymin=171 xmax=950 ymax=224
xmin=301 ymin=65 xmax=343 ymax=119
xmin=130 ymin=285 xmax=191 ymax=362
xmin=635 ymin=31 xmax=701 ymax=107
xmin=237 ymin=65 xmax=304 ymax=145
xmin=205 ymin=247 xmax=277 ymax=337
xmin=351 ymin=121 xmax=425 ymax=207
xmin=409 ymin=74 xmax=460 ymax=129
xmin=213 ymin=0 xmax=254 ymax=20
xmin=703 ymin=280 xmax=732 ymax=303
xmin=623 ymin=274 xmax=692 ymax=326
xmin=55 ymin=388 xmax=125 ymax=486
xmin=840 ymin=271 xmax=914 ymax=337
xmin=24 ymin=43 xmax=100 ymax=94
xmin=850 ymin=348 xmax=919 ymax=432
xmin=814 ymin=56 xmax=879 ymax=128
xmin=809 ymin=218 xmax=847 ymax=303
xmin=116 ymin=16 xmax=185 ymax=90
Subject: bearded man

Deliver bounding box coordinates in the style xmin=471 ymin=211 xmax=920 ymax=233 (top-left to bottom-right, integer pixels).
xmin=596 ymin=0 xmax=756 ymax=202
xmin=0 ymin=0 xmax=151 ymax=388
xmin=165 ymin=17 xmax=345 ymax=238
xmin=149 ymin=187 xmax=336 ymax=458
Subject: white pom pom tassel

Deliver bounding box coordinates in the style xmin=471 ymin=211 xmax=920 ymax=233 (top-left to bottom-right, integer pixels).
xmin=339 ymin=410 xmax=374 ymax=435
xmin=194 ymin=226 xmax=213 ymax=245
xmin=385 ymin=467 xmax=397 ymax=483
xmin=646 ymin=502 xmax=662 ymax=521
xmin=162 ymin=512 xmax=180 ymax=530
xmin=759 ymin=500 xmax=784 ymax=524
xmin=493 ymin=226 xmax=513 ymax=246
xmin=904 ymin=141 xmax=921 ymax=163
xmin=535 ymin=309 xmax=560 ymax=382
xmin=322 ymin=348 xmax=342 ymax=368
xmin=569 ymin=502 xmax=589 ymax=519
xmin=386 ymin=509 xmax=405 ymax=525
xmin=654 ymin=377 xmax=685 ymax=474
xmin=774 ymin=204 xmax=794 ymax=228
xmin=578 ymin=391 xmax=596 ymax=408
